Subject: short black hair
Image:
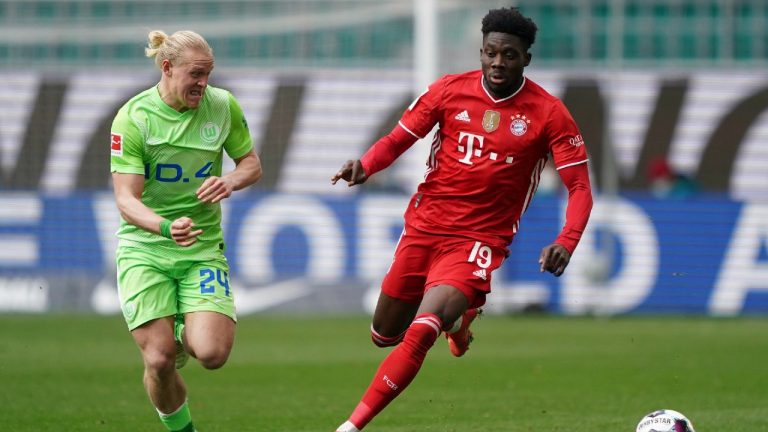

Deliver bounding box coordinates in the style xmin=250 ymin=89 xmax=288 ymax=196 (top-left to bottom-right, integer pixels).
xmin=481 ymin=7 xmax=538 ymax=48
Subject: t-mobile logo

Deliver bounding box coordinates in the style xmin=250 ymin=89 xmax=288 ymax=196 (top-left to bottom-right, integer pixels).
xmin=457 ymin=132 xmax=484 ymax=165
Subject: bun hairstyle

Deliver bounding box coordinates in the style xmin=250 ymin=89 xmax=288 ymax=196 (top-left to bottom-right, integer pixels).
xmin=145 ymin=30 xmax=213 ymax=68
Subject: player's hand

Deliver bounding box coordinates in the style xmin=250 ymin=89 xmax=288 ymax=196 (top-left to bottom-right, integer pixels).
xmin=331 ymin=159 xmax=368 ymax=187
xmin=539 ymin=244 xmax=571 ymax=277
xmin=197 ymin=176 xmax=234 ymax=203
xmin=170 ymin=216 xmax=203 ymax=247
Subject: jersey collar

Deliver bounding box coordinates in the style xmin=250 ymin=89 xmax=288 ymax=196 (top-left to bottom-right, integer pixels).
xmin=151 ymin=84 xmax=191 ymax=117
xmin=480 ymin=75 xmax=526 ymax=104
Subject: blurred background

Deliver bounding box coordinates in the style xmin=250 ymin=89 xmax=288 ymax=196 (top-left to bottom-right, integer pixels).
xmin=1 ymin=0 xmax=767 ymax=317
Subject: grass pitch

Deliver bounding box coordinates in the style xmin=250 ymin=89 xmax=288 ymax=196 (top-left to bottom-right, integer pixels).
xmin=1 ymin=314 xmax=766 ymax=431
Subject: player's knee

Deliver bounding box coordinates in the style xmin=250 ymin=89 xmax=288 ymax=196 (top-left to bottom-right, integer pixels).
xmin=370 ymin=324 xmax=405 ymax=348
xmin=143 ymin=348 xmax=176 ymax=376
xmin=195 ymin=346 xmax=231 ymax=370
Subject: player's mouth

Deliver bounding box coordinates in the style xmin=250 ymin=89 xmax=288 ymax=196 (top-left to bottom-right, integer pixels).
xmin=188 ymin=88 xmax=204 ymax=104
xmin=488 ymin=73 xmax=507 ymax=85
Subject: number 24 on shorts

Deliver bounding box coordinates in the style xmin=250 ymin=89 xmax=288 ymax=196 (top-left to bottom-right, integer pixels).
xmin=199 ymin=268 xmax=230 ymax=296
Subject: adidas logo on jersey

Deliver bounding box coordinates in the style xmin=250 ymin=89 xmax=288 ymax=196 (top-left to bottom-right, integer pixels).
xmin=454 ymin=110 xmax=470 ymax=122
xmin=472 ymin=268 xmax=487 ymax=280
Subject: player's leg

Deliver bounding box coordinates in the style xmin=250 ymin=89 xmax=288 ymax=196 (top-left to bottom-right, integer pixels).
xmin=369 ymin=227 xmax=432 ymax=347
xmin=182 ymin=311 xmax=235 ymax=369
xmin=335 ymin=227 xmax=437 ymax=431
xmin=173 ymin=314 xmax=189 ymax=369
xmin=336 ymin=284 xmax=468 ymax=432
xmin=117 ymin=248 xmax=196 ymax=432
xmin=444 ymin=306 xmax=482 ymax=357
xmin=431 ymin=238 xmax=505 ymax=357
xmin=416 ymin=283 xmax=470 ymax=323
xmin=132 ymin=318 xmax=195 ymax=432
xmin=337 ymin=236 xmax=503 ymax=430
xmin=177 ymin=257 xmax=237 ymax=370
xmin=369 ymin=292 xmax=419 ymax=347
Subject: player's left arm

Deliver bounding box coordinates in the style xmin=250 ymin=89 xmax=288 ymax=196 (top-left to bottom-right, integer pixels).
xmin=197 ymin=149 xmax=261 ymax=203
xmin=539 ymin=162 xmax=593 ymax=276
xmin=539 ymin=100 xmax=594 ymax=276
xmin=197 ymin=93 xmax=263 ymax=203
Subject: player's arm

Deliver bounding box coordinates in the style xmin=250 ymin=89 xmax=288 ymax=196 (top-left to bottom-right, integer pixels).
xmin=112 ymin=172 xmax=202 ymax=247
xmin=332 ymin=77 xmax=444 ymax=188
xmin=539 ymin=162 xmax=593 ymax=276
xmin=197 ymin=149 xmax=261 ymax=203
xmin=198 ymin=93 xmax=263 ymax=203
xmin=331 ymin=125 xmax=417 ymax=187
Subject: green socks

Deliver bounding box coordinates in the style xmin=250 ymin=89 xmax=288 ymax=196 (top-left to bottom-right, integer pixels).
xmin=161 ymin=316 xmax=193 ymax=431
xmin=174 ymin=315 xmax=185 ymax=343
xmin=158 ymin=400 xmax=195 ymax=432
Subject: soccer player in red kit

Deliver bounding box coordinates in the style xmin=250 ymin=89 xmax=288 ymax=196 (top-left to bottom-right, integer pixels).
xmin=331 ymin=7 xmax=592 ymax=431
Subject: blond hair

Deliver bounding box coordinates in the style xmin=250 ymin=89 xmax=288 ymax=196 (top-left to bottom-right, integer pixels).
xmin=145 ymin=30 xmax=213 ymax=68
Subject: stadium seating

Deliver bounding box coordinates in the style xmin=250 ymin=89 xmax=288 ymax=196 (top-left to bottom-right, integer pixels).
xmin=1 ymin=0 xmax=765 ymax=67
xmin=520 ymin=0 xmax=768 ymax=64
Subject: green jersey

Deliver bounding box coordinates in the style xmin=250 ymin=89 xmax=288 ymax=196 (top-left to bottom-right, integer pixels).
xmin=110 ymin=85 xmax=253 ymax=260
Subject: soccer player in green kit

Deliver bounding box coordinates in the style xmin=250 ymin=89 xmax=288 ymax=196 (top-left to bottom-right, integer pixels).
xmin=110 ymin=30 xmax=262 ymax=432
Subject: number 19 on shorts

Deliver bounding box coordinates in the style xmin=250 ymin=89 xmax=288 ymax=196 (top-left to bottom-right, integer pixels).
xmin=468 ymin=241 xmax=492 ymax=269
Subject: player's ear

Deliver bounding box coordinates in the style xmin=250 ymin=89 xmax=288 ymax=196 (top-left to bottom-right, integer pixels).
xmin=479 ymin=34 xmax=487 ymax=57
xmin=161 ymin=59 xmax=172 ymax=77
xmin=524 ymin=52 xmax=532 ymax=67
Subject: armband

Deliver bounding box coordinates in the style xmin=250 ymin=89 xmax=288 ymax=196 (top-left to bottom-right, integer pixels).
xmin=159 ymin=219 xmax=173 ymax=239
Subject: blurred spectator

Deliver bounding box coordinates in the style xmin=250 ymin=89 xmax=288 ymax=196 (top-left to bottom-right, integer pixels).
xmin=648 ymin=157 xmax=698 ymax=198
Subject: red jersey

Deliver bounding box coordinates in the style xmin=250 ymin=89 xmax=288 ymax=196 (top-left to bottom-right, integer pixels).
xmin=366 ymin=70 xmax=588 ymax=249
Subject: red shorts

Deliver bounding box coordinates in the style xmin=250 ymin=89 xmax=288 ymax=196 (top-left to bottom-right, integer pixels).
xmin=381 ymin=225 xmax=507 ymax=309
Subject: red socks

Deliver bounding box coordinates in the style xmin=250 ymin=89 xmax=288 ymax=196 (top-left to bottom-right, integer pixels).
xmin=370 ymin=324 xmax=405 ymax=347
xmin=348 ymin=314 xmax=442 ymax=429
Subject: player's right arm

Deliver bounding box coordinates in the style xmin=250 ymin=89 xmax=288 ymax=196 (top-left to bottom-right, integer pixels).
xmin=331 ymin=77 xmax=444 ymax=188
xmin=331 ymin=159 xmax=368 ymax=187
xmin=112 ymin=172 xmax=202 ymax=247
xmin=331 ymin=125 xmax=417 ymax=187
xmin=110 ymin=107 xmax=201 ymax=247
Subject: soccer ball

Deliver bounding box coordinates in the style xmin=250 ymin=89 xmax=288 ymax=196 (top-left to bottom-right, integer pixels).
xmin=636 ymin=409 xmax=696 ymax=432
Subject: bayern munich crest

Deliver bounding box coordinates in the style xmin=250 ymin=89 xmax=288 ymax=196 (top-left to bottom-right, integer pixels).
xmin=510 ymin=114 xmax=530 ymax=136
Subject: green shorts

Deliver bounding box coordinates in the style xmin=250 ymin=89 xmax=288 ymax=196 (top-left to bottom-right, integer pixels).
xmin=116 ymin=246 xmax=237 ymax=330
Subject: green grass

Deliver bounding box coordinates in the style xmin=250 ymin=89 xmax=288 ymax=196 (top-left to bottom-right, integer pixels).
xmin=1 ymin=314 xmax=766 ymax=431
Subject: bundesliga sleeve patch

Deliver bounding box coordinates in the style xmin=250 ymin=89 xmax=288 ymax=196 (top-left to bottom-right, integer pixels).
xmin=111 ymin=132 xmax=123 ymax=156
